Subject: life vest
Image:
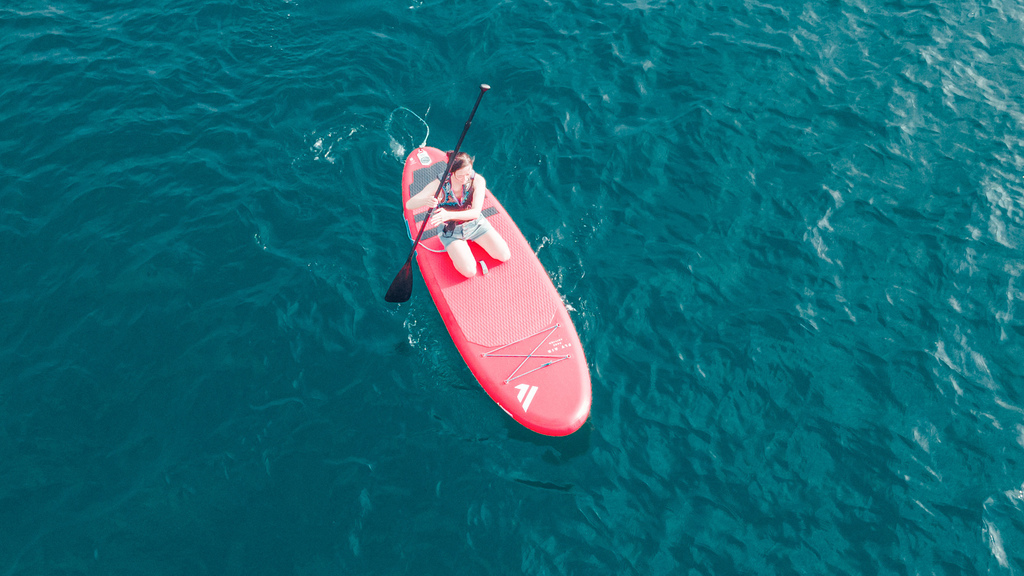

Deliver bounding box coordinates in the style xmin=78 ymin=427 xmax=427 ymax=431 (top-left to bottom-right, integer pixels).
xmin=439 ymin=174 xmax=475 ymax=235
xmin=439 ymin=174 xmax=474 ymax=208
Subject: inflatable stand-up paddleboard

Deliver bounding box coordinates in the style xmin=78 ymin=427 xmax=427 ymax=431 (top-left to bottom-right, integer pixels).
xmin=400 ymin=147 xmax=591 ymax=436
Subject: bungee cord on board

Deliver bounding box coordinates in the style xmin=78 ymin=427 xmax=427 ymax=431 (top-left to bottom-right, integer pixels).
xmin=386 ymin=106 xmax=447 ymax=253
xmin=385 ymin=106 xmax=430 ymax=155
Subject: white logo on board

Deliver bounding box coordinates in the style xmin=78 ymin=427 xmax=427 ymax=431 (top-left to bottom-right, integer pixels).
xmin=515 ymin=384 xmax=539 ymax=412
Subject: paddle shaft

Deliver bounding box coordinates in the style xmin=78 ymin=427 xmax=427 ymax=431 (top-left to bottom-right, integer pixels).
xmin=384 ymin=84 xmax=490 ymax=302
xmin=408 ymin=86 xmax=488 ymax=247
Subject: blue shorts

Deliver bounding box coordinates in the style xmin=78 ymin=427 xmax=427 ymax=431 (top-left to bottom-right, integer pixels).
xmin=438 ymin=216 xmax=494 ymax=248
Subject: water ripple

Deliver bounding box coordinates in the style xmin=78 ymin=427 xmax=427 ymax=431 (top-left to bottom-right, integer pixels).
xmin=4 ymin=0 xmax=1024 ymax=573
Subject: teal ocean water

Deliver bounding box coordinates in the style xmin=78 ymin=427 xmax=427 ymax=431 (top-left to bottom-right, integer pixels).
xmin=3 ymin=0 xmax=1024 ymax=573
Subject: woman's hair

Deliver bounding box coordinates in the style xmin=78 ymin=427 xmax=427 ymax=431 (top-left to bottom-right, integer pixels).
xmin=446 ymin=151 xmax=474 ymax=173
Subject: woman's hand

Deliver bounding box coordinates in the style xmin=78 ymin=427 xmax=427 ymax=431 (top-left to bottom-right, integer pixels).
xmin=429 ymin=208 xmax=449 ymax=227
xmin=406 ymin=189 xmax=440 ymax=211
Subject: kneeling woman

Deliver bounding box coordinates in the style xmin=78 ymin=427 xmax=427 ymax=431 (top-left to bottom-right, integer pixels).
xmin=405 ymin=151 xmax=511 ymax=277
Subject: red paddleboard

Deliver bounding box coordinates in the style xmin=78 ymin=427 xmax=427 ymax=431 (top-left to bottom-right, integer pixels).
xmin=400 ymin=146 xmax=591 ymax=436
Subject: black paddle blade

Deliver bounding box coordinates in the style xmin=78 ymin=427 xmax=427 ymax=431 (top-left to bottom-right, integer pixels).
xmin=384 ymin=258 xmax=414 ymax=303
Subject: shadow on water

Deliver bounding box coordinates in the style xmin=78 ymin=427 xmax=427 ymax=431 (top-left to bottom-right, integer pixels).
xmin=504 ymin=415 xmax=593 ymax=464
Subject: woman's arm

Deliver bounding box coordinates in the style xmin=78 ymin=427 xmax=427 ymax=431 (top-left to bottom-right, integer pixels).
xmin=406 ymin=179 xmax=441 ymax=210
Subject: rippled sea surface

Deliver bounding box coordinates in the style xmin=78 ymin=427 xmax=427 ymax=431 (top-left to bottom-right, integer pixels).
xmin=3 ymin=0 xmax=1024 ymax=573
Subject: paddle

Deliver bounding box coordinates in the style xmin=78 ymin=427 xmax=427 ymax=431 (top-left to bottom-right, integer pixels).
xmin=384 ymin=84 xmax=490 ymax=303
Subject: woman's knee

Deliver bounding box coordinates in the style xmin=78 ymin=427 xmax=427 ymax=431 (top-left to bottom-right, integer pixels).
xmin=492 ymin=241 xmax=511 ymax=262
xmin=482 ymin=232 xmax=511 ymax=262
xmin=446 ymin=241 xmax=476 ymax=277
xmin=455 ymin=259 xmax=478 ymax=277
xmin=496 ymin=245 xmax=511 ymax=262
